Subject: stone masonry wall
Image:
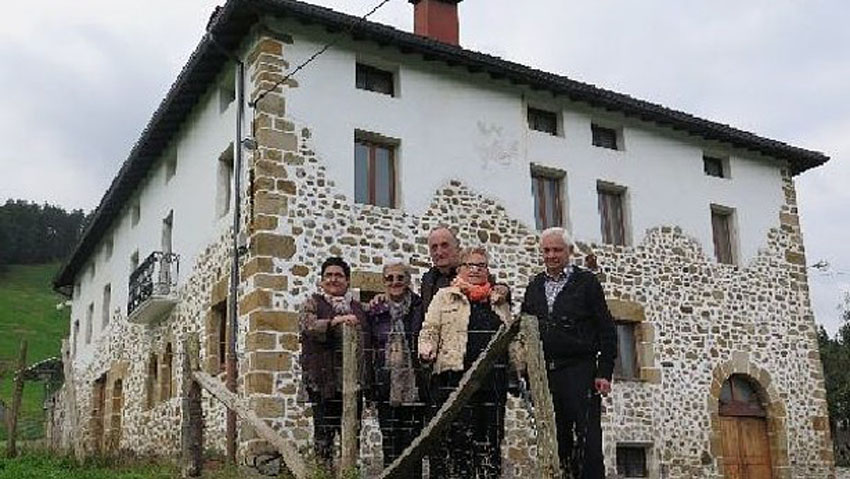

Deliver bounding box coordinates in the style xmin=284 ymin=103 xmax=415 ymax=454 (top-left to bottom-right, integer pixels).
xmin=238 ymin=34 xmax=834 ymax=478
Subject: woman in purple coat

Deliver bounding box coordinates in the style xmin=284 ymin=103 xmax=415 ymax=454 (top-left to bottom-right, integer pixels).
xmin=363 ymin=261 xmax=428 ymax=472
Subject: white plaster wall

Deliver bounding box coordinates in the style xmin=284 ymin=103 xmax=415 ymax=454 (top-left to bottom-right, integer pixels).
xmin=278 ymin=21 xmax=784 ymax=266
xmin=69 ymin=70 xmax=239 ymax=364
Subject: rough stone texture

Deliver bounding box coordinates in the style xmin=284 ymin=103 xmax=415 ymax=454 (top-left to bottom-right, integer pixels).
xmin=48 ymin=36 xmax=834 ymax=479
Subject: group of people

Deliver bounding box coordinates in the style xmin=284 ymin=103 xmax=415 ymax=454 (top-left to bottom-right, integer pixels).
xmin=298 ymin=226 xmax=617 ymax=478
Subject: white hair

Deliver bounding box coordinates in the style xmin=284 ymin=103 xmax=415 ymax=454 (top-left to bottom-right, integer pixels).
xmin=540 ymin=227 xmax=573 ymax=247
xmin=382 ymin=261 xmax=412 ymax=281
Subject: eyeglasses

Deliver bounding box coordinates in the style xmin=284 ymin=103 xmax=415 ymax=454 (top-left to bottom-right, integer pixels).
xmin=461 ymin=262 xmax=488 ymax=270
xmin=383 ymin=274 xmax=407 ymax=283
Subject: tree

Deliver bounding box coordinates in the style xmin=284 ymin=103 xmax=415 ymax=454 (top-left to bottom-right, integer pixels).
xmin=0 ymin=199 xmax=88 ymax=266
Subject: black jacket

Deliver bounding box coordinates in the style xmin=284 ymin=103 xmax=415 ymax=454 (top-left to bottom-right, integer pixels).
xmin=521 ymin=267 xmax=617 ymax=380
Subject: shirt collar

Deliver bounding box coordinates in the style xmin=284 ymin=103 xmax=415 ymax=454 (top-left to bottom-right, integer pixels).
xmin=544 ymin=265 xmax=572 ymax=282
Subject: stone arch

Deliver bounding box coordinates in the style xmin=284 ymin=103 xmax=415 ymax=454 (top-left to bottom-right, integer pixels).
xmin=708 ymin=352 xmax=789 ymax=479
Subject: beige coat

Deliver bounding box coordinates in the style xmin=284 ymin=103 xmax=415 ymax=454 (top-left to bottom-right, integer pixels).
xmin=419 ymin=286 xmax=523 ymax=375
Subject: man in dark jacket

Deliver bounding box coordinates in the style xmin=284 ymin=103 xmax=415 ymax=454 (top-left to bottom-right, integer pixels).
xmin=521 ymin=228 xmax=617 ymax=479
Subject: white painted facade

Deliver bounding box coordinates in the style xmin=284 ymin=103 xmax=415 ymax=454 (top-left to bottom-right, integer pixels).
xmin=280 ymin=21 xmax=784 ymax=266
xmin=69 ymin=69 xmax=240 ymax=364
xmin=69 ymin=18 xmax=785 ymax=364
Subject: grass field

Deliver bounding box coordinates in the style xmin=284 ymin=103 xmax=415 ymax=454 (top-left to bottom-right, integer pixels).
xmin=0 ymin=263 xmax=69 ymax=440
xmin=0 ymin=450 xmax=249 ymax=479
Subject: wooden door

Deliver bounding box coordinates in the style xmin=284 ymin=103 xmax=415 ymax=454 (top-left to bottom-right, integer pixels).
xmin=720 ymin=416 xmax=772 ymax=479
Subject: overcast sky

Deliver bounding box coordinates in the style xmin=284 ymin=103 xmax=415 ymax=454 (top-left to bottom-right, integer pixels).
xmin=1 ymin=1 xmax=847 ymax=332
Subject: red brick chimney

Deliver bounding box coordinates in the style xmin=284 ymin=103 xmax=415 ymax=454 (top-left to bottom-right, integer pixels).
xmin=409 ymin=0 xmax=462 ymax=45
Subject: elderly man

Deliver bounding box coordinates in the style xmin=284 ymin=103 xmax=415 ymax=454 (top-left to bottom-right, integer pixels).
xmin=421 ymin=226 xmax=508 ymax=310
xmin=521 ymin=227 xmax=617 ymax=479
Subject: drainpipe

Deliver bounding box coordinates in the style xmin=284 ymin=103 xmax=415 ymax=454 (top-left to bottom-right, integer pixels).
xmin=206 ymin=30 xmax=245 ymax=465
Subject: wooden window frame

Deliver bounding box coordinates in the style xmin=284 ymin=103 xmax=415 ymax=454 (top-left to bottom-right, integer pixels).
xmin=527 ymin=107 xmax=559 ymax=135
xmin=597 ymin=181 xmax=628 ymax=246
xmin=355 ymin=63 xmax=395 ymax=96
xmin=616 ymin=444 xmax=650 ymax=478
xmin=355 ymin=136 xmax=397 ymax=208
xmin=703 ymin=155 xmax=727 ymax=178
xmin=711 ymin=204 xmax=736 ymax=265
xmin=613 ymin=320 xmax=639 ymax=380
xmin=591 ymin=123 xmax=620 ymax=150
xmin=530 ymin=165 xmax=565 ymax=230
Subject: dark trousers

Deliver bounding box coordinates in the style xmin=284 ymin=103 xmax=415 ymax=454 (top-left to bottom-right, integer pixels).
xmin=376 ymin=403 xmax=425 ymax=476
xmin=548 ymin=360 xmax=604 ymax=479
xmin=308 ymin=391 xmax=362 ymax=470
xmin=429 ymin=371 xmax=507 ymax=479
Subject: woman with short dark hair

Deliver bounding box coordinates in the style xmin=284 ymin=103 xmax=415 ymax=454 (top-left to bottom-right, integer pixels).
xmin=299 ymin=256 xmax=364 ymax=470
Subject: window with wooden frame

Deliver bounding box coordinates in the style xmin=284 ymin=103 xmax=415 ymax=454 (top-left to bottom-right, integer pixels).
xmin=614 ymin=321 xmax=638 ymax=380
xmin=356 ymin=63 xmax=395 ymax=96
xmin=597 ymin=182 xmax=628 ymax=246
xmin=617 ymin=445 xmax=649 ymax=478
xmin=711 ymin=205 xmax=736 ymax=265
xmin=703 ymin=155 xmax=727 ymax=178
xmin=145 ymin=353 xmax=158 ymax=409
xmin=212 ymin=300 xmax=228 ymax=375
xmin=719 ymin=374 xmax=766 ymax=417
xmin=527 ymin=107 xmax=558 ymax=135
xmin=160 ymin=343 xmax=173 ymax=401
xmin=530 ymin=165 xmax=565 ymax=230
xmin=355 ymin=137 xmax=397 ymax=208
xmin=591 ymin=123 xmax=620 ymax=150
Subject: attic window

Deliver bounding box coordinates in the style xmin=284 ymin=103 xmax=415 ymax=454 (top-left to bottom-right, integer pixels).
xmin=131 ymin=201 xmax=141 ymax=227
xmin=592 ymin=124 xmax=620 ymax=150
xmin=527 ymin=107 xmax=558 ymax=135
xmin=219 ymin=82 xmax=236 ymax=113
xmin=356 ymin=63 xmax=394 ymax=96
xmin=703 ymin=155 xmax=728 ymax=178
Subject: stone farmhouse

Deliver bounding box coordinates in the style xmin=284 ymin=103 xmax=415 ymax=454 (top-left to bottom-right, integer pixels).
xmin=50 ymin=0 xmax=834 ymax=477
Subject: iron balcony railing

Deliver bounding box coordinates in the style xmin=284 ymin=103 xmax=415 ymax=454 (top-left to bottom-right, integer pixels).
xmin=127 ymin=251 xmax=179 ymax=317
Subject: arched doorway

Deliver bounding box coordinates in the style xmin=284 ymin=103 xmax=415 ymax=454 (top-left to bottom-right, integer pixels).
xmin=719 ymin=374 xmax=772 ymax=479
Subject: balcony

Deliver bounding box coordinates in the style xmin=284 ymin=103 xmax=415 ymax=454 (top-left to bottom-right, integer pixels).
xmin=127 ymin=252 xmax=180 ymax=324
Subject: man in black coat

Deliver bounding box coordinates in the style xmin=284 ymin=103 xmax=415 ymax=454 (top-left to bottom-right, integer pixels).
xmin=521 ymin=227 xmax=617 ymax=479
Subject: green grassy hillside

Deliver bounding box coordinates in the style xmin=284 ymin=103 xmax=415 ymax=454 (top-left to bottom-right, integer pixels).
xmin=0 ymin=263 xmax=69 ymax=439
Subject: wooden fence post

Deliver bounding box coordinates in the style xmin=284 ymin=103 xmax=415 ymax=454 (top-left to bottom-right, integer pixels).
xmin=6 ymin=340 xmax=28 ymax=458
xmin=181 ymin=334 xmax=203 ymax=477
xmin=379 ymin=318 xmax=522 ymax=479
xmin=340 ymin=323 xmax=360 ymax=476
xmin=521 ymin=314 xmax=561 ymax=478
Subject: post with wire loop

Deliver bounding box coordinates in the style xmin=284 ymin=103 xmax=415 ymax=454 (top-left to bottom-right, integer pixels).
xmin=340 ymin=323 xmax=361 ymax=476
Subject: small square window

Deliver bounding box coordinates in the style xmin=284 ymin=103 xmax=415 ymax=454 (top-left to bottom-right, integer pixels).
xmin=130 ymin=250 xmax=140 ymax=274
xmin=592 ymin=124 xmax=619 ymax=150
xmin=703 ymin=155 xmax=727 ymax=178
xmin=527 ymin=107 xmax=558 ymax=135
xmin=356 ymin=63 xmax=394 ymax=96
xmin=165 ymin=152 xmax=178 ymax=182
xmin=104 ymin=237 xmax=113 ymax=261
xmin=617 ymin=445 xmax=649 ymax=478
xmin=131 ymin=201 xmax=141 ymax=227
xmin=219 ymin=83 xmax=236 ymax=113
xmin=531 ymin=167 xmax=565 ymax=230
xmin=355 ymin=138 xmax=397 ymax=208
xmin=217 ymin=146 xmax=234 ymax=218
xmin=711 ymin=205 xmax=736 ymax=265
xmin=614 ymin=321 xmax=638 ymax=380
xmin=85 ymin=302 xmax=94 ymax=345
